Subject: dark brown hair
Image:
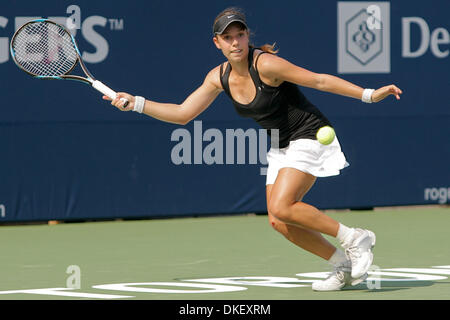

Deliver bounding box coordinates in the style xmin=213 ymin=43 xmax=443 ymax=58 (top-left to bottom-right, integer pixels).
xmin=213 ymin=7 xmax=279 ymax=54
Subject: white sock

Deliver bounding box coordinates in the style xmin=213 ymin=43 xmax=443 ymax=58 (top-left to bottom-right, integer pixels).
xmin=336 ymin=223 xmax=355 ymax=245
xmin=328 ymin=248 xmax=348 ymax=267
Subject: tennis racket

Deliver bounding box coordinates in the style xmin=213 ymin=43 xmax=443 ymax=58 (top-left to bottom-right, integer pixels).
xmin=10 ymin=18 xmax=128 ymax=107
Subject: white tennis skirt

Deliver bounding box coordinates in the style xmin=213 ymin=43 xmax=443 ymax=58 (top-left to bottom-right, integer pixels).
xmin=266 ymin=137 xmax=349 ymax=185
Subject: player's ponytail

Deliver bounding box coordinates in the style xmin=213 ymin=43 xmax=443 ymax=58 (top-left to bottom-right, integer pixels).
xmin=253 ymin=43 xmax=279 ymax=55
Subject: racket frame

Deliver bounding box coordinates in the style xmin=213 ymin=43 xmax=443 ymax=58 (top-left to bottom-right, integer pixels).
xmin=10 ymin=18 xmax=128 ymax=106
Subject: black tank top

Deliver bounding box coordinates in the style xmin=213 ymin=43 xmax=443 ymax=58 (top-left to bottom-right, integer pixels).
xmin=220 ymin=47 xmax=331 ymax=148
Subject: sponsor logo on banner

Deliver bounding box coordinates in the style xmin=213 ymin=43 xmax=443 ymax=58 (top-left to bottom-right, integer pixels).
xmin=337 ymin=1 xmax=449 ymax=74
xmin=338 ymin=1 xmax=390 ymax=74
xmin=424 ymin=187 xmax=450 ymax=204
xmin=402 ymin=17 xmax=449 ymax=59
xmin=0 ymin=5 xmax=124 ymax=64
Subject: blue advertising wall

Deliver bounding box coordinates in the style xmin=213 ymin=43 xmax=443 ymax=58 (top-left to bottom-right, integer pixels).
xmin=0 ymin=1 xmax=448 ymax=222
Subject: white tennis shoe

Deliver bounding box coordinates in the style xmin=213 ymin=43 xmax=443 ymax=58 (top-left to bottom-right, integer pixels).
xmin=342 ymin=228 xmax=376 ymax=279
xmin=311 ymin=264 xmax=368 ymax=291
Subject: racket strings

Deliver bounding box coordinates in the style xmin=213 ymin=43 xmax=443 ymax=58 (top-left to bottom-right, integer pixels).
xmin=12 ymin=21 xmax=78 ymax=77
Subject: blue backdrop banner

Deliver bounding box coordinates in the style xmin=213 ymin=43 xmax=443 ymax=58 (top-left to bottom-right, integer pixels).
xmin=0 ymin=1 xmax=448 ymax=222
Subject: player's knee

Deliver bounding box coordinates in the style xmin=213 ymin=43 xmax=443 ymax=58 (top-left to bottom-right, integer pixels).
xmin=267 ymin=198 xmax=293 ymax=223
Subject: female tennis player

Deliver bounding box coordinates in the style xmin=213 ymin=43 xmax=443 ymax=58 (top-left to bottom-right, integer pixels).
xmin=104 ymin=8 xmax=402 ymax=291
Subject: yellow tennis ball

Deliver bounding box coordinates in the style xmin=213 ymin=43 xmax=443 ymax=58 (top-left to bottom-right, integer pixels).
xmin=316 ymin=126 xmax=335 ymax=145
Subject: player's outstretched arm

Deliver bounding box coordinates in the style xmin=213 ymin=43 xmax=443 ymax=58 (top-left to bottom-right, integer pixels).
xmin=257 ymin=53 xmax=402 ymax=103
xmin=104 ymin=66 xmax=223 ymax=125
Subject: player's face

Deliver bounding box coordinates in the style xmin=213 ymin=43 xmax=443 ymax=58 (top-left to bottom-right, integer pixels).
xmin=213 ymin=23 xmax=249 ymax=63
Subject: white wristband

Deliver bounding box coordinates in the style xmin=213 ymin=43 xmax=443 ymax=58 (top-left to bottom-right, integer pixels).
xmin=362 ymin=89 xmax=375 ymax=103
xmin=133 ymin=96 xmax=145 ymax=113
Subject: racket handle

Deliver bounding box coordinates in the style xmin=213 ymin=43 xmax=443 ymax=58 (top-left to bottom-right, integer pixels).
xmin=92 ymin=80 xmax=129 ymax=108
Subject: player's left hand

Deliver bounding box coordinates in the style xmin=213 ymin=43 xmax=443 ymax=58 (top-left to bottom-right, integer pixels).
xmin=372 ymin=85 xmax=403 ymax=103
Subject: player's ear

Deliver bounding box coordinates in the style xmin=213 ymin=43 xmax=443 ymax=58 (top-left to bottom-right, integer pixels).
xmin=213 ymin=36 xmax=221 ymax=50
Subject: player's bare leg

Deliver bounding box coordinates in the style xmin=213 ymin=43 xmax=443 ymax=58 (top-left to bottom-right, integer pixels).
xmin=266 ymin=168 xmax=375 ymax=290
xmin=266 ymin=184 xmax=337 ymax=260
xmin=267 ymin=168 xmax=340 ymax=236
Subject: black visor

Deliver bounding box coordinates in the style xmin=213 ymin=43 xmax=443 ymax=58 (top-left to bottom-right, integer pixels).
xmin=213 ymin=13 xmax=248 ymax=35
